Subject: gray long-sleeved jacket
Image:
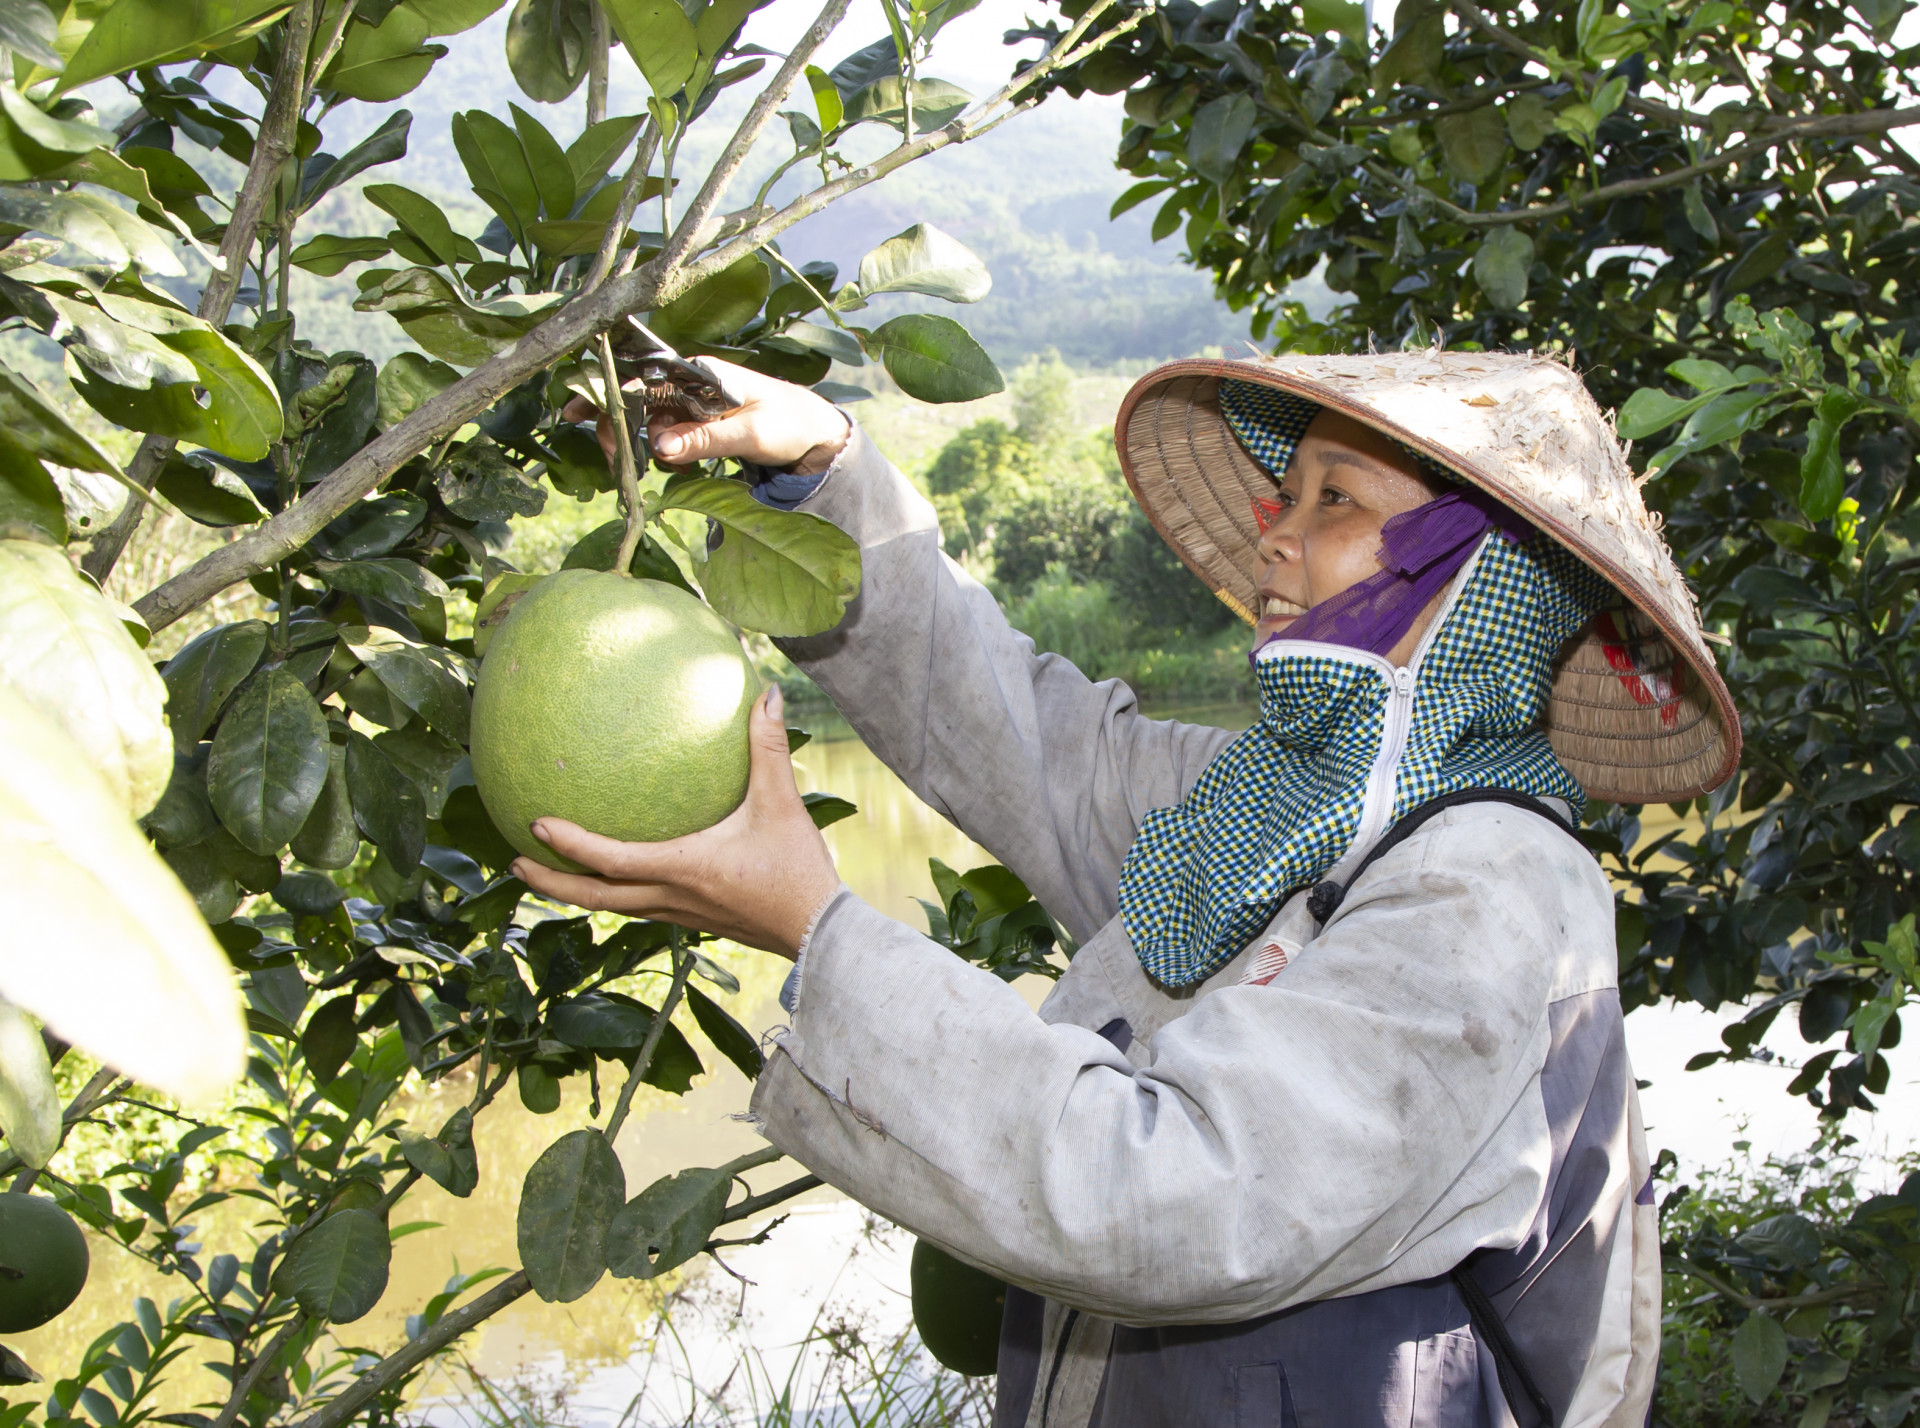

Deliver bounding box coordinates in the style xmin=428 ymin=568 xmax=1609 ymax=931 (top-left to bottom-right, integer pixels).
xmin=749 ymin=427 xmax=1660 ymax=1428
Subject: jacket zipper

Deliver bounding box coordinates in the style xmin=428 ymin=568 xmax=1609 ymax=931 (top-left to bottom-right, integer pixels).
xmin=1352 ymin=663 xmax=1416 ymax=853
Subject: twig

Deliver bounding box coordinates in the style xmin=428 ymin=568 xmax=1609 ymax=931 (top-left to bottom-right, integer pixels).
xmin=599 ymin=331 xmax=647 ymax=574
xmin=655 ymin=0 xmax=853 ymax=277
xmin=603 ymin=949 xmax=694 ymax=1142
xmin=586 ymin=3 xmax=609 ymax=129
xmin=578 ymin=120 xmax=661 ymax=296
xmin=718 ymin=1172 xmax=822 ymax=1224
xmin=211 ymin=1314 xmax=307 ymax=1428
xmin=1666 ymin=1256 xmax=1879 ymax=1311
xmin=84 ymin=0 xmax=320 ymax=584
xmin=3 ymin=1067 xmax=122 ymax=1188
xmin=290 ymin=1271 xmax=531 ymax=1428
xmin=304 ymin=0 xmax=359 ymax=98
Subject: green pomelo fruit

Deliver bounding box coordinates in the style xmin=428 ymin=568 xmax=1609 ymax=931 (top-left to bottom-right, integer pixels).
xmin=910 ymin=1238 xmax=1006 ymax=1377
xmin=0 ymin=1193 xmax=90 ymax=1333
xmin=470 ymin=572 xmax=759 ymax=872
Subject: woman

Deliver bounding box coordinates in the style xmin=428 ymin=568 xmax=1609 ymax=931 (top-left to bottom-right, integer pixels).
xmin=525 ymin=352 xmax=1740 ymax=1428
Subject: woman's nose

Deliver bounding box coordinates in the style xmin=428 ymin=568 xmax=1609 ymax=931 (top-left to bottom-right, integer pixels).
xmin=1257 ymin=514 xmax=1303 ymax=564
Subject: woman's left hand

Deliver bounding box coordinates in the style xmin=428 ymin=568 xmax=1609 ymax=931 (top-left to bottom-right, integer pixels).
xmin=510 ymin=687 xmax=840 ymax=959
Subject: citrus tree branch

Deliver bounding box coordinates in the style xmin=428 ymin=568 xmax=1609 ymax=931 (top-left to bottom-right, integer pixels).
xmin=132 ymin=0 xmax=1144 ymax=632
xmin=602 ymin=948 xmax=693 ymax=1142
xmin=291 ymin=1271 xmax=532 ymax=1428
xmin=210 ymin=1314 xmax=307 ymax=1428
xmin=655 ymin=0 xmax=853 ymax=276
xmin=83 ymin=0 xmax=320 ymax=584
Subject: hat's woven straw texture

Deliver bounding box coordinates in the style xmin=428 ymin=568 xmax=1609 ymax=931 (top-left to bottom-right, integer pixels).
xmin=1115 ymin=351 xmax=1740 ymax=804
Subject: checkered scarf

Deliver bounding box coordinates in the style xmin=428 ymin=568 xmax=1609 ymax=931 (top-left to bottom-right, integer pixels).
xmin=1116 ymin=526 xmax=1610 ymax=989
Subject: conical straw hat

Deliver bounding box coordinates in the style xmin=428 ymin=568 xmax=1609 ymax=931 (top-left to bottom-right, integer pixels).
xmin=1114 ymin=350 xmax=1739 ymax=804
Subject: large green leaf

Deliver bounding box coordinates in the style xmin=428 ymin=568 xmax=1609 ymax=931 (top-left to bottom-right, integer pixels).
xmin=313 ymin=493 xmax=427 ymax=560
xmin=659 ymin=475 xmax=860 ymax=636
xmin=547 ymin=992 xmax=651 ymax=1049
xmin=685 ymin=986 xmax=762 ymax=1079
xmin=0 ymin=438 xmax=67 ymax=541
xmin=604 ymin=1167 xmax=729 ymax=1279
xmin=862 ymin=314 xmax=1002 ymax=404
xmin=287 ymin=1208 xmax=391 ymax=1323
xmin=1732 ymin=1311 xmax=1788 ymax=1404
xmin=300 ymin=110 xmax=411 ymax=212
xmin=841 ymin=77 xmax=971 ymax=131
xmin=0 ymin=365 xmax=123 ymax=476
xmin=0 ymin=190 xmax=182 ymax=274
xmin=600 ymin=0 xmax=697 ymax=96
xmin=853 ymin=222 xmax=989 ymax=303
xmin=71 ymin=327 xmax=281 ymax=460
xmin=346 ymin=627 xmax=470 ymax=741
xmin=374 ymin=351 xmax=457 ymax=430
xmin=153 ymin=453 xmax=265 ymax=526
xmin=59 ymin=0 xmax=290 ymax=91
xmin=1435 ymin=106 xmax=1508 ymax=185
xmin=161 ymin=620 xmax=269 ymax=749
xmin=363 ymin=183 xmax=478 ymax=270
xmin=289 ymin=234 xmax=393 ymax=277
xmin=504 ymin=0 xmax=591 ymax=103
xmin=290 ymin=741 xmax=359 ymax=869
xmin=1186 ymin=92 xmax=1255 ymax=184
xmin=396 ymin=1106 xmax=478 ymax=1196
xmin=353 ymin=267 xmax=560 ymax=366
xmin=566 ymin=114 xmax=645 ymax=193
xmin=321 ymin=4 xmax=439 ymax=100
xmin=206 ymin=668 xmax=329 ymax=855
xmin=653 ymin=255 xmax=771 ymax=346
xmin=1470 ymin=227 xmax=1532 ymax=310
xmin=517 ymin=1128 xmax=625 ymax=1303
xmin=511 ymin=104 xmax=574 ymax=224
xmin=0 ymin=538 xmax=170 ymax=818
xmin=451 ymin=110 xmax=540 ymax=237
xmin=0 ymin=684 xmax=244 ymax=1104
xmin=301 ymin=993 xmax=358 ymax=1084
xmin=0 ymin=0 xmax=60 ymax=69
xmin=344 ymin=730 xmax=426 ymax=874
xmin=0 ymin=83 xmax=113 ymax=180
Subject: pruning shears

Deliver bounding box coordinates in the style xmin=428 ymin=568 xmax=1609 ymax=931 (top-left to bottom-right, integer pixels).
xmin=608 ymin=315 xmax=742 ymax=428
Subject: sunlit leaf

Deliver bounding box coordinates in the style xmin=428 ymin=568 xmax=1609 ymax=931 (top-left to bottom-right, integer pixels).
xmin=862 ymin=314 xmax=1002 ymax=404
xmin=658 ymin=475 xmax=860 ymax=636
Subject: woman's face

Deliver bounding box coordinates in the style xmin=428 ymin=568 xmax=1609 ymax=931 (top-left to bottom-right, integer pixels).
xmin=1252 ymin=410 xmax=1449 ymax=661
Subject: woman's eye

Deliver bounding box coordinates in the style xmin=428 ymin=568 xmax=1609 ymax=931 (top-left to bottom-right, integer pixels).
xmin=1320 ymin=487 xmax=1349 ymax=505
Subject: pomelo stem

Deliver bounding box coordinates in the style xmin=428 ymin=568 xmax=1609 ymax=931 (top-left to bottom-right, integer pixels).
xmin=597 ymin=331 xmax=648 ymax=577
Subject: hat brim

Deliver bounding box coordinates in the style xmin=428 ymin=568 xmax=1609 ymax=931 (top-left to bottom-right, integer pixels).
xmin=1115 ymin=355 xmax=1740 ymax=805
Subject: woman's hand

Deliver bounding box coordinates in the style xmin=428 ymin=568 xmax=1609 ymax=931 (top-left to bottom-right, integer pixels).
xmin=509 ymin=687 xmax=841 ymax=959
xmin=561 ymin=355 xmax=850 ymax=476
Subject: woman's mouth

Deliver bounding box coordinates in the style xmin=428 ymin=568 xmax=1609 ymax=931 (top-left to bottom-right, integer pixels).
xmin=1263 ymin=597 xmax=1307 ymax=619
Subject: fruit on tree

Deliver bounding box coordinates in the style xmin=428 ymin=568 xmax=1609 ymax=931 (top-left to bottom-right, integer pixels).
xmin=470 ymin=573 xmax=759 ymax=873
xmin=0 ymin=1192 xmax=89 ymax=1332
xmin=910 ymin=1238 xmax=1005 ymax=1377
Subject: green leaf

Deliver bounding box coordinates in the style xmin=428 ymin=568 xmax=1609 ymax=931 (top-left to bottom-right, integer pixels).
xmin=354 ymin=267 xmax=559 ymax=367
xmin=559 ymin=521 xmax=695 ymax=592
xmin=0 ymin=538 xmax=171 ymax=818
xmin=1617 ymin=387 xmax=1709 ymax=441
xmin=653 ymin=255 xmax=772 ymax=347
xmin=842 ymin=76 xmax=971 ymax=131
xmin=291 ymin=742 xmax=359 ymax=869
xmin=0 ymin=364 xmax=123 ymax=477
xmin=1505 ymin=92 xmax=1552 ymax=151
xmin=504 ymin=0 xmax=591 ymax=101
xmin=517 ymin=1128 xmax=625 ymax=1303
xmin=1435 ymin=106 xmax=1508 ymax=184
xmin=435 ymin=437 xmax=546 ymax=522
xmin=0 ymin=189 xmax=182 ymax=274
xmin=0 ymin=441 xmax=66 ymax=541
xmin=322 ymin=4 xmax=442 ymax=99
xmin=547 ymin=992 xmax=651 ymax=1049
xmin=316 ymin=557 xmax=447 ymax=610
xmin=206 ymin=669 xmax=329 ymax=856
xmin=363 ymin=183 xmax=479 ymax=270
xmin=685 ymin=985 xmax=763 ymax=1079
xmin=566 ymin=114 xmax=645 ymax=193
xmin=299 ymin=110 xmax=412 ymax=211
xmin=805 ymin=64 xmax=843 ymax=130
xmin=853 ymin=222 xmax=990 ymax=303
xmin=301 ymin=993 xmax=358 ymax=1083
xmin=289 ymin=235 xmax=394 ymax=277
xmin=0 ymin=0 xmax=61 ymax=69
xmin=863 ymin=313 xmax=1002 ymax=404
xmin=802 ymin=791 xmax=856 ymax=828
xmin=71 ymin=328 xmax=282 ymax=461
xmin=604 ymin=1167 xmax=729 ymax=1279
xmin=1470 ymin=227 xmax=1532 ymax=310
xmin=374 ymin=351 xmax=458 ymax=430
xmin=1736 ymin=1212 xmax=1822 ymax=1269
xmin=601 ymin=0 xmax=698 ymax=96
xmin=397 ymin=1106 xmax=477 ymax=1195
xmin=162 ymin=621 xmax=268 ymax=750
xmin=287 ymin=1207 xmax=391 ymax=1323
xmin=347 ymin=625 xmax=466 ymax=740
xmin=1732 ymin=1312 xmax=1788 ymax=1404
xmin=1187 ymin=93 xmax=1255 ymax=184
xmin=0 ymin=999 xmax=60 ymax=1169
xmin=1300 ymin=0 xmax=1365 ymax=40
xmin=439 ymin=783 xmax=518 ymax=871
xmin=451 ymin=110 xmax=540 ymax=237
xmin=59 ymin=0 xmax=290 ymax=92
xmin=517 ymin=1061 xmax=561 ymax=1112
xmin=347 ymin=729 xmax=426 ymax=875
xmin=0 ymin=84 xmax=113 ymax=180
xmin=659 ymin=475 xmax=861 ymax=636
xmin=153 ymin=453 xmax=265 ymax=526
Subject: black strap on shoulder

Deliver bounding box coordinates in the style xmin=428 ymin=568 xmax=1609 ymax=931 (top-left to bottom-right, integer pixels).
xmin=1451 ymin=1263 xmax=1556 ymax=1427
xmin=1304 ymin=787 xmax=1582 ymax=924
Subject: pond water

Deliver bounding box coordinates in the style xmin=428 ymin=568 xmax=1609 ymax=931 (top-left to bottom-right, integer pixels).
xmin=20 ymin=707 xmax=1920 ymax=1424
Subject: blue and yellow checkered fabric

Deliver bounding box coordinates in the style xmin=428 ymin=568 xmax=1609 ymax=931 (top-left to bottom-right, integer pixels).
xmin=1117 ymin=531 xmax=1609 ymax=988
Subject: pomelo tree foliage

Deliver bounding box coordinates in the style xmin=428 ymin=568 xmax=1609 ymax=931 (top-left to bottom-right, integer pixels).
xmin=1047 ymin=0 xmax=1920 ymax=1414
xmin=0 ymin=0 xmax=1140 ymax=1418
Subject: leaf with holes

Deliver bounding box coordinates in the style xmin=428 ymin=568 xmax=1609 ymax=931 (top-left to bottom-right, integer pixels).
xmin=605 ymin=1166 xmax=730 ymax=1279
xmin=518 ymin=1128 xmax=625 ymax=1302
